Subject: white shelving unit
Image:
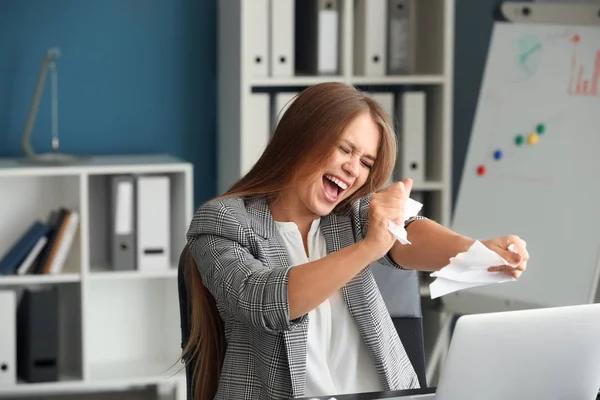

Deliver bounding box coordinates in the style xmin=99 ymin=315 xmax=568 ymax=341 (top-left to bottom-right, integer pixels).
xmin=217 ymin=0 xmax=454 ymax=228
xmin=0 ymin=155 xmax=191 ymax=399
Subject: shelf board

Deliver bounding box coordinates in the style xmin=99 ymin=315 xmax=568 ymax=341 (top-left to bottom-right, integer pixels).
xmin=351 ymin=74 xmax=447 ymax=85
xmin=250 ymin=75 xmax=347 ymax=87
xmin=0 ymin=154 xmax=191 ymax=178
xmin=0 ymin=365 xmax=183 ymax=396
xmin=249 ymin=74 xmax=447 ymax=88
xmin=89 ymin=358 xmax=184 ymax=383
xmin=0 ymin=374 xmax=83 ymax=396
xmin=385 ymin=181 xmax=445 ymax=191
xmin=412 ymin=181 xmax=446 ymax=191
xmin=89 ymin=265 xmax=177 ymax=280
xmin=0 ymin=273 xmax=80 ymax=286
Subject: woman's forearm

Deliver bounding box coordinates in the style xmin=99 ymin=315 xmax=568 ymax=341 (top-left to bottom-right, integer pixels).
xmin=287 ymin=241 xmax=377 ymax=320
xmin=286 ymin=219 xmax=474 ymax=319
xmin=389 ymin=219 xmax=475 ymax=271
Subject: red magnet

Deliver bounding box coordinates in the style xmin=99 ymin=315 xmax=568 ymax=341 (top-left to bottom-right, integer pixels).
xmin=477 ymin=165 xmax=486 ymax=176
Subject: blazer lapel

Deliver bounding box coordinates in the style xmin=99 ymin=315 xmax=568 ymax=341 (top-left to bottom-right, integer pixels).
xmin=244 ymin=196 xmax=280 ymax=239
xmin=321 ymin=212 xmax=394 ymax=390
xmin=245 ymin=196 xmax=309 ymax=397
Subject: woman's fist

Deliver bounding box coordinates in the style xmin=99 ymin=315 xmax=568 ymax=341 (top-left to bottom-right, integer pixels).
xmin=364 ymin=178 xmax=413 ymax=259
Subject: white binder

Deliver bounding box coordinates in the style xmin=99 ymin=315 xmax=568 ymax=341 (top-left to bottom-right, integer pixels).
xmin=272 ymin=92 xmax=297 ymax=128
xmin=367 ymin=92 xmax=395 ymax=186
xmin=395 ymin=91 xmax=426 ymax=185
xmin=136 ymin=175 xmax=170 ymax=271
xmin=367 ymin=92 xmax=395 ymax=124
xmin=245 ymin=0 xmax=269 ymax=77
xmin=354 ymin=0 xmax=387 ymax=76
xmin=242 ymin=93 xmax=270 ymax=175
xmin=387 ymin=0 xmax=415 ymax=75
xmin=317 ymin=0 xmax=339 ymax=74
xmin=269 ymin=0 xmax=294 ymax=77
xmin=0 ymin=290 xmax=16 ymax=385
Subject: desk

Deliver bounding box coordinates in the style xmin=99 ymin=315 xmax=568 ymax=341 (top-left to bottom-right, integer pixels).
xmin=296 ymin=387 xmax=436 ymax=399
xmin=297 ymin=387 xmax=600 ymax=399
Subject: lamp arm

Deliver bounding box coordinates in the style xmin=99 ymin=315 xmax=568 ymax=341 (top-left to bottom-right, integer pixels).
xmin=22 ymin=48 xmax=61 ymax=157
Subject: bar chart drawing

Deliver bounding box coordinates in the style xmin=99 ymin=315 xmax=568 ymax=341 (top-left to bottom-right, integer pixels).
xmin=568 ymin=34 xmax=600 ymax=97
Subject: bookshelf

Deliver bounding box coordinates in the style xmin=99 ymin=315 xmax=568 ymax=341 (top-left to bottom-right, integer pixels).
xmin=0 ymin=155 xmax=190 ymax=399
xmin=217 ymin=0 xmax=455 ymax=385
xmin=217 ymin=0 xmax=454 ymax=228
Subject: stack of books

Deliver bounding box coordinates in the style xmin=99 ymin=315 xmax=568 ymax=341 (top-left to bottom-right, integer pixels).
xmin=0 ymin=208 xmax=79 ymax=276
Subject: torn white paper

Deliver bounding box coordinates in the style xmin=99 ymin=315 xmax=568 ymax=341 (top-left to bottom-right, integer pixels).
xmin=429 ymin=241 xmax=520 ymax=299
xmin=388 ymin=197 xmax=423 ymax=245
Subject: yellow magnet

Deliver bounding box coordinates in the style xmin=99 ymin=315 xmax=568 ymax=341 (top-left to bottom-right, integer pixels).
xmin=527 ymin=133 xmax=538 ymax=145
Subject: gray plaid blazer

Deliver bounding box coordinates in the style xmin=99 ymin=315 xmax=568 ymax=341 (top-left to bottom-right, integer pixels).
xmin=186 ymin=195 xmax=423 ymax=399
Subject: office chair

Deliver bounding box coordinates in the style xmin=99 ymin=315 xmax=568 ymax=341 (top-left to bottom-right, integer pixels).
xmin=177 ymin=245 xmax=428 ymax=398
xmin=391 ymin=317 xmax=428 ymax=388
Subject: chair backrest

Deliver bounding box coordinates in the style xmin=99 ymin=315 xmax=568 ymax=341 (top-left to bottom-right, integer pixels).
xmin=177 ymin=244 xmax=195 ymax=400
xmin=391 ymin=316 xmax=428 ymax=388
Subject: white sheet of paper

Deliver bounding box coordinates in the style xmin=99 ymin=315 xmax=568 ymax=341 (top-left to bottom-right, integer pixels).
xmin=429 ymin=240 xmax=520 ymax=299
xmin=388 ymin=197 xmax=423 ymax=244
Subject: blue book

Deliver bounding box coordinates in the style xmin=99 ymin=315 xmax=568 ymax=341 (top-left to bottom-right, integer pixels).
xmin=0 ymin=221 xmax=51 ymax=275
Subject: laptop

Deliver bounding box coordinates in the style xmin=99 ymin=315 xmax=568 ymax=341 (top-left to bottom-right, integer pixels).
xmin=400 ymin=303 xmax=600 ymax=400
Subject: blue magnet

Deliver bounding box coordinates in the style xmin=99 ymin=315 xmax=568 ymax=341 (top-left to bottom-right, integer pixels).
xmin=493 ymin=149 xmax=503 ymax=160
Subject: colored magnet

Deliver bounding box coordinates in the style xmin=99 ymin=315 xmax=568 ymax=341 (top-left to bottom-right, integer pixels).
xmin=528 ymin=133 xmax=538 ymax=145
xmin=493 ymin=149 xmax=502 ymax=160
xmin=477 ymin=165 xmax=486 ymax=176
xmin=536 ymin=123 xmax=545 ymax=134
xmin=515 ymin=135 xmax=524 ymax=145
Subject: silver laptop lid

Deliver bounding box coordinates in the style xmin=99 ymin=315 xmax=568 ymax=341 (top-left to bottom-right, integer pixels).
xmin=435 ymin=304 xmax=600 ymax=400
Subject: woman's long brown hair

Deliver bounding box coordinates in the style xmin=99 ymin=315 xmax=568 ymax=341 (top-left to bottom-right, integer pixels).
xmin=181 ymin=82 xmax=398 ymax=399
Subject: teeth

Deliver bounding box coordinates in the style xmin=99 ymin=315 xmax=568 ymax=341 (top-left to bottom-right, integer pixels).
xmin=325 ymin=175 xmax=348 ymax=190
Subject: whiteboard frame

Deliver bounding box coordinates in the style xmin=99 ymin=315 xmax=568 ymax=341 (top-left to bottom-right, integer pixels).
xmin=497 ymin=2 xmax=600 ymax=26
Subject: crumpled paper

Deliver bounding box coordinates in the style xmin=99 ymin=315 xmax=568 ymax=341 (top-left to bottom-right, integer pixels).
xmin=429 ymin=240 xmax=520 ymax=299
xmin=387 ymin=197 xmax=423 ymax=245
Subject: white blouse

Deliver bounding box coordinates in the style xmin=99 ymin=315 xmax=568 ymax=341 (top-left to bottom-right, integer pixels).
xmin=275 ymin=218 xmax=384 ymax=397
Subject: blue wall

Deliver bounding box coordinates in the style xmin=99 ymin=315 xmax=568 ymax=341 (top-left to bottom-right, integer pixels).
xmin=0 ymin=0 xmax=217 ymax=207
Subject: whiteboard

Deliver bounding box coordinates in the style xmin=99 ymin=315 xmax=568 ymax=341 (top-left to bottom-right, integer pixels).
xmin=446 ymin=22 xmax=600 ymax=314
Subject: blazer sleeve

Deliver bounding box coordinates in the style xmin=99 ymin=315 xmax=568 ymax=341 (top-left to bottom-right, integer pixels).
xmin=186 ymin=199 xmax=305 ymax=334
xmin=356 ymin=194 xmax=428 ymax=269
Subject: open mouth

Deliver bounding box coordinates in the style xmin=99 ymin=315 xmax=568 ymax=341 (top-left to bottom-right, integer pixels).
xmin=322 ymin=174 xmax=349 ymax=203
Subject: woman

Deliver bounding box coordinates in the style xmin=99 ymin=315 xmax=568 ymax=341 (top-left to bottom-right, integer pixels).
xmin=183 ymin=82 xmax=528 ymax=400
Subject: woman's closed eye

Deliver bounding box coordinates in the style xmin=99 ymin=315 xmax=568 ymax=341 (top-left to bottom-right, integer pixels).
xmin=340 ymin=146 xmax=372 ymax=169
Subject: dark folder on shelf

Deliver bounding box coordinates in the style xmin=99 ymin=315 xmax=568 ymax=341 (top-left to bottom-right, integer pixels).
xmin=111 ymin=175 xmax=136 ymax=271
xmin=17 ymin=287 xmax=59 ymax=383
xmin=0 ymin=221 xmax=50 ymax=275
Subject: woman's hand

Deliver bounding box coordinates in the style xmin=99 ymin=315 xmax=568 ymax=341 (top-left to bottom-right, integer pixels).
xmin=482 ymin=235 xmax=529 ymax=278
xmin=363 ymin=178 xmax=413 ymax=260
